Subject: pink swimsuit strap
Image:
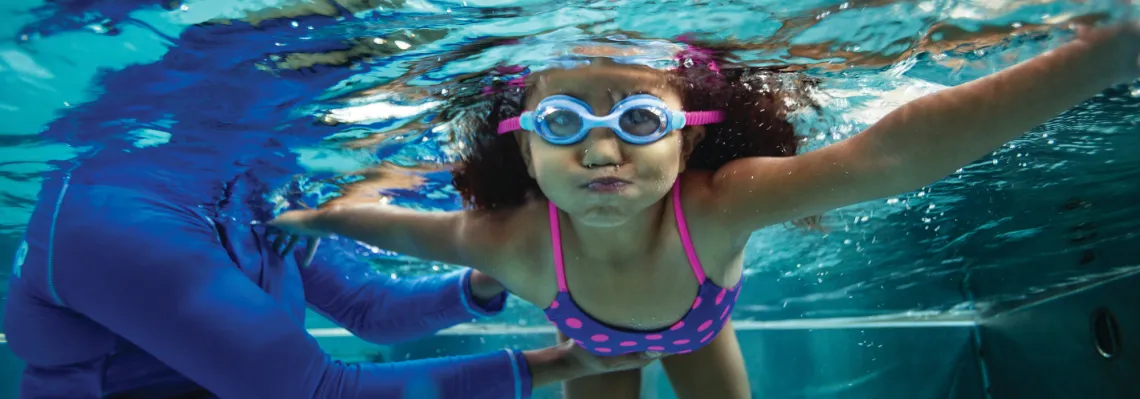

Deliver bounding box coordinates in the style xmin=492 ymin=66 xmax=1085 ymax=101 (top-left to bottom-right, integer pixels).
xmin=549 ymin=202 xmax=569 ymax=292
xmin=548 ymin=180 xmax=707 ymax=293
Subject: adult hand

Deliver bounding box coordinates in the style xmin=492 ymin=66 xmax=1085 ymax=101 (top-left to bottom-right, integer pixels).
xmin=468 ymin=269 xmax=507 ymax=303
xmin=267 ymin=209 xmax=327 ymax=267
xmin=523 ymin=339 xmax=664 ymax=389
xmin=563 ymin=339 xmax=663 ymax=375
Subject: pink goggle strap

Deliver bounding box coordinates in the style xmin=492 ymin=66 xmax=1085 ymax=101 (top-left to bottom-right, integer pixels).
xmin=497 ymin=117 xmax=522 ymax=134
xmin=684 ymin=111 xmax=725 ymax=126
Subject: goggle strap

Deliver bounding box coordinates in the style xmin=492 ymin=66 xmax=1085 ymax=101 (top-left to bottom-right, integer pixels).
xmin=497 ymin=116 xmax=523 ymax=135
xmin=684 ymin=111 xmax=726 ymax=126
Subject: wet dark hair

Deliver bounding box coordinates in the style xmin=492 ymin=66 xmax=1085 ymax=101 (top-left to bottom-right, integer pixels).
xmin=443 ymin=45 xmax=821 ymax=226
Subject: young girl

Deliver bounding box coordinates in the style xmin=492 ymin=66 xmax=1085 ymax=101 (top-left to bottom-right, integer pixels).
xmin=273 ymin=21 xmax=1139 ymax=399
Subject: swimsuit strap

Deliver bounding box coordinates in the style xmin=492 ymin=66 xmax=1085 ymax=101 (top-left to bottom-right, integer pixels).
xmin=548 ymin=201 xmax=569 ymax=292
xmin=671 ymin=181 xmax=707 ymax=284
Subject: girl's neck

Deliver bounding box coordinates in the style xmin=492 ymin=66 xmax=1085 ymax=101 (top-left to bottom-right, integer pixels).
xmin=563 ymin=199 xmax=668 ymax=267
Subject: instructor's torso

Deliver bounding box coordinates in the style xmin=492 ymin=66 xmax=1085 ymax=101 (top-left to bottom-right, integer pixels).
xmin=4 ymin=166 xmax=305 ymax=399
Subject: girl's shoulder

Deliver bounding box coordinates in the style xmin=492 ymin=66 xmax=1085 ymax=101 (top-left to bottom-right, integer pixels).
xmin=676 ymin=170 xmax=757 ymax=239
xmin=675 ymin=171 xmax=747 ymax=281
xmin=676 ymin=171 xmax=721 ymax=214
xmin=461 ymin=200 xmax=549 ymax=251
xmin=468 ymin=200 xmax=560 ymax=305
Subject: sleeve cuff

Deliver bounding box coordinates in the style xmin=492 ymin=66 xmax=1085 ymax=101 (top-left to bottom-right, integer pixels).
xmin=457 ymin=268 xmax=508 ymax=317
xmin=505 ymin=349 xmax=534 ymax=399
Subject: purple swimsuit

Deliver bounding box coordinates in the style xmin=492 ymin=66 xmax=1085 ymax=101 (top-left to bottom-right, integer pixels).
xmin=543 ymin=182 xmax=742 ymax=356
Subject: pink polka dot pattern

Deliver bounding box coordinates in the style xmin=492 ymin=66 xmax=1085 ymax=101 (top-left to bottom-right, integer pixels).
xmin=697 ymin=320 xmax=713 ymax=332
xmin=542 ymin=279 xmax=743 ymax=356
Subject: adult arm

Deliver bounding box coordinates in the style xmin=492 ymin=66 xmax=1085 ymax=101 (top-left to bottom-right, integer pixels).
xmin=52 ymin=206 xmax=533 ymax=399
xmin=298 ymin=235 xmax=508 ymax=344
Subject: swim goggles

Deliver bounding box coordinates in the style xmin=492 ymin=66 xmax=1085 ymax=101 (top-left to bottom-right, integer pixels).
xmin=497 ymin=94 xmax=724 ymax=145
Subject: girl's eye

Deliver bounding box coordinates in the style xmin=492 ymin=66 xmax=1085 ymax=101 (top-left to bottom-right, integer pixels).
xmin=619 ymin=108 xmax=662 ymax=136
xmin=545 ymin=110 xmax=582 ymax=137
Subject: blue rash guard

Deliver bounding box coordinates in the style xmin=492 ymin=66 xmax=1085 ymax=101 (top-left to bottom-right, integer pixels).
xmin=3 ymin=166 xmax=534 ymax=399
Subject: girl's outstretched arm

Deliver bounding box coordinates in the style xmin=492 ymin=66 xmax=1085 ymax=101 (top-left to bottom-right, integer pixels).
xmin=273 ymin=202 xmax=532 ymax=286
xmin=705 ymin=21 xmax=1139 ymax=240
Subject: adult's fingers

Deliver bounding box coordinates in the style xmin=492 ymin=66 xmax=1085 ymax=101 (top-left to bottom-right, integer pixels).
xmin=605 ymin=351 xmax=664 ymax=370
xmin=280 ymin=235 xmax=300 ymax=256
xmin=300 ymin=237 xmax=321 ymax=267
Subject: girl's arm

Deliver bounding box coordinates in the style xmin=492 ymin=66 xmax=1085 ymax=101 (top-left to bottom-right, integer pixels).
xmin=706 ymin=22 xmax=1138 ymax=240
xmin=273 ymin=203 xmax=533 ymax=287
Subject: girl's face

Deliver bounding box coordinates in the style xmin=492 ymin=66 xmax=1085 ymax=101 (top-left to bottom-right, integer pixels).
xmin=517 ymin=63 xmax=702 ymax=227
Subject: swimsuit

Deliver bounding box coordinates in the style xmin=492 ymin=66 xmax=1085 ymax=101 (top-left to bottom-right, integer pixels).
xmin=543 ymin=181 xmax=743 ymax=356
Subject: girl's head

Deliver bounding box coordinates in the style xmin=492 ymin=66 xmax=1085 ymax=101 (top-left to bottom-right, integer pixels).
xmin=450 ymin=48 xmax=817 ymax=226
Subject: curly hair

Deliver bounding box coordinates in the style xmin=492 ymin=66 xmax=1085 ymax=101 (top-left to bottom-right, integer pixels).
xmin=444 ymin=46 xmax=821 ymax=228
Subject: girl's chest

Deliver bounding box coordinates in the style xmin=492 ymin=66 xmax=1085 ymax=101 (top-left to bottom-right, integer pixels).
xmin=551 ymin=247 xmax=713 ymax=331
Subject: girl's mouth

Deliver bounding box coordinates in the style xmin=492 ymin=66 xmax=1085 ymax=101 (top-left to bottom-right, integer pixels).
xmin=584 ymin=177 xmax=631 ymax=193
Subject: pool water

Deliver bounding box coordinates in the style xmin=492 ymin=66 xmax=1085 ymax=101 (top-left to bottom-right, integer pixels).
xmin=0 ymin=0 xmax=1137 ymax=397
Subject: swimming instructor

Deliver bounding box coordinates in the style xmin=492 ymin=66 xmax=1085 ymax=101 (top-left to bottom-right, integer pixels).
xmin=4 ymin=0 xmax=659 ymax=396
xmin=3 ymin=164 xmax=657 ymax=399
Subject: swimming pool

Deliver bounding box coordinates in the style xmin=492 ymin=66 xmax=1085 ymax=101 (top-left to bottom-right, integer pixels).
xmin=0 ymin=0 xmax=1136 ymax=398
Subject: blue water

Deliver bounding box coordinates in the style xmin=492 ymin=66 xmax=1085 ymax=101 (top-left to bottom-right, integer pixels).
xmin=1 ymin=0 xmax=1138 ymax=333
